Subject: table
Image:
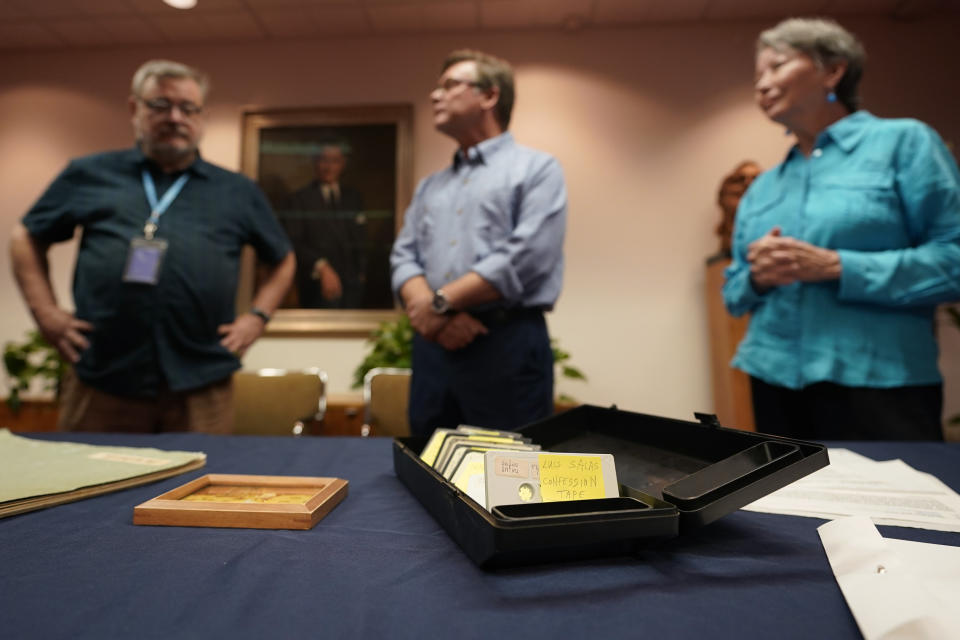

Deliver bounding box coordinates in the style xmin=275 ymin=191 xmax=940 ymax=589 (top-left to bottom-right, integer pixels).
xmin=2 ymin=433 xmax=958 ymax=640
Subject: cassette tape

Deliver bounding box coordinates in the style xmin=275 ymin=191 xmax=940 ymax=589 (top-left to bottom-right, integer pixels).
xmin=419 ymin=426 xmax=528 ymax=467
xmin=440 ymin=441 xmax=541 ymax=481
xmin=484 ymin=450 xmax=619 ymax=510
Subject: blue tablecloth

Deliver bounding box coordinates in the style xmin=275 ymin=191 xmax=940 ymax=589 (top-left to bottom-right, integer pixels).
xmin=1 ymin=433 xmax=958 ymax=640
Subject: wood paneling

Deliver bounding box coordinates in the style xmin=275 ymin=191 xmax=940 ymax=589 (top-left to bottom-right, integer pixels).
xmin=705 ymin=259 xmax=755 ymax=431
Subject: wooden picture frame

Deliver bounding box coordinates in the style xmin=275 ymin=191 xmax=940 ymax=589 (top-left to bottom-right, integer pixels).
xmin=133 ymin=474 xmax=348 ymax=530
xmin=237 ymin=104 xmax=414 ymax=337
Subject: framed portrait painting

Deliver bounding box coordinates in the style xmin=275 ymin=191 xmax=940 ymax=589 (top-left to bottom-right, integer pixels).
xmin=237 ymin=105 xmax=413 ymax=336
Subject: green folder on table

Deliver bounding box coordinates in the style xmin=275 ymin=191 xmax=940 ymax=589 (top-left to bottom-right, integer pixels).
xmin=0 ymin=429 xmax=205 ymax=518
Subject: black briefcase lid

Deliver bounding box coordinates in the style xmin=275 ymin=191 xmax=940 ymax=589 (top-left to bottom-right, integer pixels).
xmin=393 ymin=404 xmax=828 ymax=569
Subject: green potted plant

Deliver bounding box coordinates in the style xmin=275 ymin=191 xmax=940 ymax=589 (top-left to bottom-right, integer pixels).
xmin=352 ymin=315 xmax=587 ymax=402
xmin=551 ymin=341 xmax=586 ymax=404
xmin=352 ymin=315 xmax=414 ymax=389
xmin=3 ymin=330 xmax=66 ymax=415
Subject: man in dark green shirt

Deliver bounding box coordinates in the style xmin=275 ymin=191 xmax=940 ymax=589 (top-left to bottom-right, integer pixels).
xmin=10 ymin=59 xmax=295 ymax=433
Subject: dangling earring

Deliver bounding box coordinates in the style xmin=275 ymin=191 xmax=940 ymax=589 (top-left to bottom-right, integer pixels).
xmin=826 ymin=91 xmax=838 ymax=103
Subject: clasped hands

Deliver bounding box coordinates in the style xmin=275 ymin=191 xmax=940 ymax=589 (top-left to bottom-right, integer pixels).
xmin=747 ymin=226 xmax=841 ymax=292
xmin=405 ymin=295 xmax=488 ymax=351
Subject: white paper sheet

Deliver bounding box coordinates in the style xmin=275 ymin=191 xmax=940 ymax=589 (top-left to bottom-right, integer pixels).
xmin=742 ymin=449 xmax=960 ymax=533
xmin=818 ymin=517 xmax=960 ymax=640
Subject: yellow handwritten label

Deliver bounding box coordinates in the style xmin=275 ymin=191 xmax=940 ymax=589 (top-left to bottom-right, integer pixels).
xmin=87 ymin=452 xmax=170 ymax=466
xmin=537 ymin=454 xmax=605 ymax=502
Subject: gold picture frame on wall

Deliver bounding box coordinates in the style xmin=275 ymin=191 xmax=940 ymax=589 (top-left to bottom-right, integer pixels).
xmin=237 ymin=105 xmax=414 ymax=337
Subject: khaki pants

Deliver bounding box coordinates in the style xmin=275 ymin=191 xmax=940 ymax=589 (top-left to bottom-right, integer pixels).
xmin=57 ymin=368 xmax=234 ymax=434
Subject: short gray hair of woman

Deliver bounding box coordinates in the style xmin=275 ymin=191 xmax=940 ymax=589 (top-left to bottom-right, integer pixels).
xmin=131 ymin=59 xmax=210 ymax=100
xmin=757 ymin=18 xmax=866 ymax=112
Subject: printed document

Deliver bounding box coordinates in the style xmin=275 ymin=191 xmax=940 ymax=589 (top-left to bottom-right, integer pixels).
xmin=742 ymin=448 xmax=960 ymax=532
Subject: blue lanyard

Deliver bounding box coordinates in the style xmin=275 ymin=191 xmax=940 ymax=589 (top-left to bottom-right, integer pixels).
xmin=141 ymin=169 xmax=190 ymax=239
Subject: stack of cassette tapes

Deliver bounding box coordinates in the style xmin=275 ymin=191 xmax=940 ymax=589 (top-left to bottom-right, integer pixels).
xmin=419 ymin=426 xmax=619 ymax=511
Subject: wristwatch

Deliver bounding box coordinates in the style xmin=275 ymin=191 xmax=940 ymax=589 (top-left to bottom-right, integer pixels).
xmin=431 ymin=289 xmax=451 ymax=315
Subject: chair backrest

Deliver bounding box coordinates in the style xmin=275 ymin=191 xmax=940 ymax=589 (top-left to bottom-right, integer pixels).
xmin=363 ymin=367 xmax=412 ymax=437
xmin=233 ymin=368 xmax=327 ymax=436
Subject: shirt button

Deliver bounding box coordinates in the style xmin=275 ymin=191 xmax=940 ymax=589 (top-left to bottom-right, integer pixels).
xmin=463 ymin=178 xmax=470 ymax=185
xmin=445 ymin=271 xmax=453 ymax=279
xmin=812 ymin=148 xmax=823 ymax=158
xmin=457 ymin=208 xmax=463 ymax=215
xmin=450 ymin=239 xmax=457 ymax=246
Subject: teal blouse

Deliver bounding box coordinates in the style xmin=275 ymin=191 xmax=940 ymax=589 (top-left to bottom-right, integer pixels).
xmin=723 ymin=111 xmax=960 ymax=389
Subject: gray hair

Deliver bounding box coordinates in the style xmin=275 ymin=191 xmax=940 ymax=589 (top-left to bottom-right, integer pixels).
xmin=131 ymin=59 xmax=210 ymax=100
xmin=757 ymin=18 xmax=865 ymax=112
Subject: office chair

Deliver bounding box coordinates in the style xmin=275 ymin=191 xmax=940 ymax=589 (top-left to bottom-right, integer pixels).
xmin=232 ymin=368 xmax=327 ymax=436
xmin=362 ymin=367 xmax=412 ymax=437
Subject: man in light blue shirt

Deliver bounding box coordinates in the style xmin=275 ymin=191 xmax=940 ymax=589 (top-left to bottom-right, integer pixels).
xmin=390 ymin=49 xmax=567 ymax=436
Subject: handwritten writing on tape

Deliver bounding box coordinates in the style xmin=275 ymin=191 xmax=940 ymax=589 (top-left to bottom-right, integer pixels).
xmin=484 ymin=451 xmax=618 ymax=510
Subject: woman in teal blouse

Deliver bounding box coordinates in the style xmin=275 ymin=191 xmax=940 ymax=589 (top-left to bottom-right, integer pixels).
xmin=724 ymin=18 xmax=960 ymax=440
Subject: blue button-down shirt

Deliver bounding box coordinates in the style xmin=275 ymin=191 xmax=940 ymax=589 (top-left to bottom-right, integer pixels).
xmin=724 ymin=111 xmax=960 ymax=389
xmin=390 ymin=132 xmax=567 ymax=309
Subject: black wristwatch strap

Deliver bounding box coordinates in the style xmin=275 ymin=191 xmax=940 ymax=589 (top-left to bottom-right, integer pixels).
xmin=249 ymin=307 xmax=271 ymax=324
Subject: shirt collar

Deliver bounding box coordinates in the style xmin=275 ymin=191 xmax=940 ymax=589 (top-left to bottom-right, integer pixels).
xmin=779 ymin=110 xmax=874 ymax=173
xmin=452 ymin=131 xmax=514 ymax=171
xmin=819 ymin=110 xmax=874 ymax=154
xmin=132 ymin=144 xmax=211 ymax=179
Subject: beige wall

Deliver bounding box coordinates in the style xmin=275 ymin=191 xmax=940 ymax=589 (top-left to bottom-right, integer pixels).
xmin=1 ymin=17 xmax=958 ymax=426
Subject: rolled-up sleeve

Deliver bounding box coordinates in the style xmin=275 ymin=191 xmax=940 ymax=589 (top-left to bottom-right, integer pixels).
xmin=471 ymin=157 xmax=567 ymax=305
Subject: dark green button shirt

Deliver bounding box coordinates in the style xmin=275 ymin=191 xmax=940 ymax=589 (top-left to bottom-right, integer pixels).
xmin=23 ymin=147 xmax=292 ymax=397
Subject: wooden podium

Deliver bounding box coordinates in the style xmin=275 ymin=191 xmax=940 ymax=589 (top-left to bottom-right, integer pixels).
xmin=705 ymin=258 xmax=755 ymax=431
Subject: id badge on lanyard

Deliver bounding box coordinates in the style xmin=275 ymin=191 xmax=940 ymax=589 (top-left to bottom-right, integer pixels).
xmin=123 ymin=236 xmax=169 ymax=284
xmin=123 ymin=169 xmax=189 ymax=285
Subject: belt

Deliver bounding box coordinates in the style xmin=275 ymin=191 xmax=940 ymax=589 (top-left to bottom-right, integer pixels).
xmin=468 ymin=307 xmax=544 ymax=327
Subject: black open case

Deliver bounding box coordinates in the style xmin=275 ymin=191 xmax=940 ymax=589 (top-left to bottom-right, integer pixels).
xmin=393 ymin=404 xmax=829 ymax=569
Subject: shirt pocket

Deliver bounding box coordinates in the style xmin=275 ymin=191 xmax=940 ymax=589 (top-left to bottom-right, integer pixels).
xmin=415 ymin=208 xmax=436 ymax=253
xmin=738 ymin=191 xmax=788 ymax=244
xmin=473 ymin=187 xmax=516 ymax=260
xmin=812 ymin=170 xmax=906 ymax=249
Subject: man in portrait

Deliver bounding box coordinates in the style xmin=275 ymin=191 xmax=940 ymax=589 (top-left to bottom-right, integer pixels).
xmin=287 ymin=140 xmax=368 ymax=309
